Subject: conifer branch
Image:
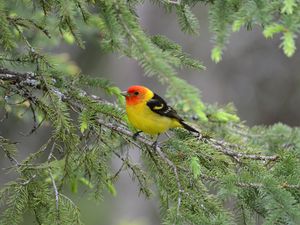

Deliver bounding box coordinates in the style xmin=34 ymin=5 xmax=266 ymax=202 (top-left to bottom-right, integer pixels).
xmin=102 ymin=119 xmax=183 ymax=221
xmin=96 ymin=118 xmax=299 ymax=191
xmin=199 ymin=174 xmax=300 ymax=190
xmin=0 ymin=67 xmax=280 ymax=163
xmin=112 ymin=150 xmax=151 ymax=196
xmin=1 ymin=0 xmax=300 ymax=223
xmin=6 ymin=16 xmax=51 ymax=38
xmin=204 ymin=138 xmax=279 ymax=161
xmin=2 ymin=67 xmax=300 ymax=224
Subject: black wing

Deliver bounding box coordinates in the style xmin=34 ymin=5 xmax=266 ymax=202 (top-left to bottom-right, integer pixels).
xmin=146 ymin=93 xmax=183 ymax=121
xmin=147 ymin=93 xmax=199 ymax=134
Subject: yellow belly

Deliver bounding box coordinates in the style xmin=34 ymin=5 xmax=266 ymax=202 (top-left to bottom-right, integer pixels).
xmin=126 ymin=103 xmax=181 ymax=135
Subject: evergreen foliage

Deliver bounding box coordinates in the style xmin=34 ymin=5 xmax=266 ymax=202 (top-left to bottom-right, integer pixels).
xmin=0 ymin=0 xmax=300 ymax=224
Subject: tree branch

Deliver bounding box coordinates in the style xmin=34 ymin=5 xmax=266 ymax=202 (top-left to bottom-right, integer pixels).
xmin=0 ymin=68 xmax=287 ymax=196
xmin=204 ymin=138 xmax=279 ymax=161
xmin=0 ymin=67 xmax=280 ymax=162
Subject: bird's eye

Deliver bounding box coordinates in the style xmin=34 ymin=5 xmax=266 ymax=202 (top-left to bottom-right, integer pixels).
xmin=134 ymin=91 xmax=139 ymax=95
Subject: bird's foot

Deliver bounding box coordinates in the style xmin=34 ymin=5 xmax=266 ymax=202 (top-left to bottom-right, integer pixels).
xmin=151 ymin=141 xmax=158 ymax=149
xmin=133 ymin=131 xmax=142 ymax=140
xmin=151 ymin=134 xmax=160 ymax=149
xmin=165 ymin=132 xmax=171 ymax=138
xmin=196 ymin=132 xmax=202 ymax=139
xmin=195 ymin=132 xmax=203 ymax=141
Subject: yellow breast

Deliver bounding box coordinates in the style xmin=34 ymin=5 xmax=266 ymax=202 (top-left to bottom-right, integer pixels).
xmin=126 ymin=102 xmax=181 ymax=135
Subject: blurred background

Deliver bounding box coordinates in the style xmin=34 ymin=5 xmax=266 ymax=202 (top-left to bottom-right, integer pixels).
xmin=1 ymin=2 xmax=300 ymax=225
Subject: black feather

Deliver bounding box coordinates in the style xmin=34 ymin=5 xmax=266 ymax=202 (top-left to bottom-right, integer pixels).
xmin=147 ymin=93 xmax=199 ymax=134
xmin=180 ymin=121 xmax=199 ymax=133
xmin=146 ymin=93 xmax=181 ymax=120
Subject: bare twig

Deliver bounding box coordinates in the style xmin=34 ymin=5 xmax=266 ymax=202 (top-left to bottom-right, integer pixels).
xmin=49 ymin=170 xmax=59 ymax=213
xmin=21 ymin=174 xmax=37 ymax=185
xmin=29 ymin=102 xmax=38 ymax=132
xmin=0 ymin=139 xmax=19 ymax=166
xmin=111 ymin=160 xmax=125 ymax=180
xmin=3 ymin=151 xmax=19 ymax=165
xmin=47 ymin=142 xmax=56 ymax=162
xmin=28 ymin=116 xmax=46 ymax=135
xmin=167 ymin=0 xmax=181 ymax=5
xmin=0 ymin=68 xmax=37 ymax=86
xmin=59 ymin=193 xmax=78 ymax=208
xmin=47 ymin=142 xmax=60 ymax=220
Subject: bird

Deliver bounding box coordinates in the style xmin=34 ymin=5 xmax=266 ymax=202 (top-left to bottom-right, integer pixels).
xmin=121 ymin=85 xmax=199 ymax=145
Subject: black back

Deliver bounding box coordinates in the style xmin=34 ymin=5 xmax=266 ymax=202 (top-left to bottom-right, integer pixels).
xmin=146 ymin=93 xmax=183 ymax=121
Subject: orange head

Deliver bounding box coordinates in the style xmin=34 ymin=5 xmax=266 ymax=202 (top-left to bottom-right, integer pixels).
xmin=121 ymin=85 xmax=153 ymax=105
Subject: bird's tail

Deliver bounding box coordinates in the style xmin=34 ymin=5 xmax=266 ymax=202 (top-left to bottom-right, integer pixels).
xmin=180 ymin=121 xmax=199 ymax=134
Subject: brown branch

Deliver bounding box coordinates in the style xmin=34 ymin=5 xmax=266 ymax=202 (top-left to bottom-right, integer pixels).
xmin=204 ymin=138 xmax=279 ymax=161
xmin=0 ymin=67 xmax=37 ymax=86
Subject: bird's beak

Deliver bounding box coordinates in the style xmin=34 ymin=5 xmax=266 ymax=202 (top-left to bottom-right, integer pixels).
xmin=121 ymin=91 xmax=129 ymax=97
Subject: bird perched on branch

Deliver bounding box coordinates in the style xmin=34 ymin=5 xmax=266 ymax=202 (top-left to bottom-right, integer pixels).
xmin=122 ymin=85 xmax=199 ymax=144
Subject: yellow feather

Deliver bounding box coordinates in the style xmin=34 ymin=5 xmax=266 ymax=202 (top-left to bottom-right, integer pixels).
xmin=126 ymin=90 xmax=181 ymax=135
xmin=153 ymin=104 xmax=164 ymax=110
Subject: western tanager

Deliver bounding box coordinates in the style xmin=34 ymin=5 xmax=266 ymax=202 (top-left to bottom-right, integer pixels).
xmin=122 ymin=85 xmax=199 ymax=140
